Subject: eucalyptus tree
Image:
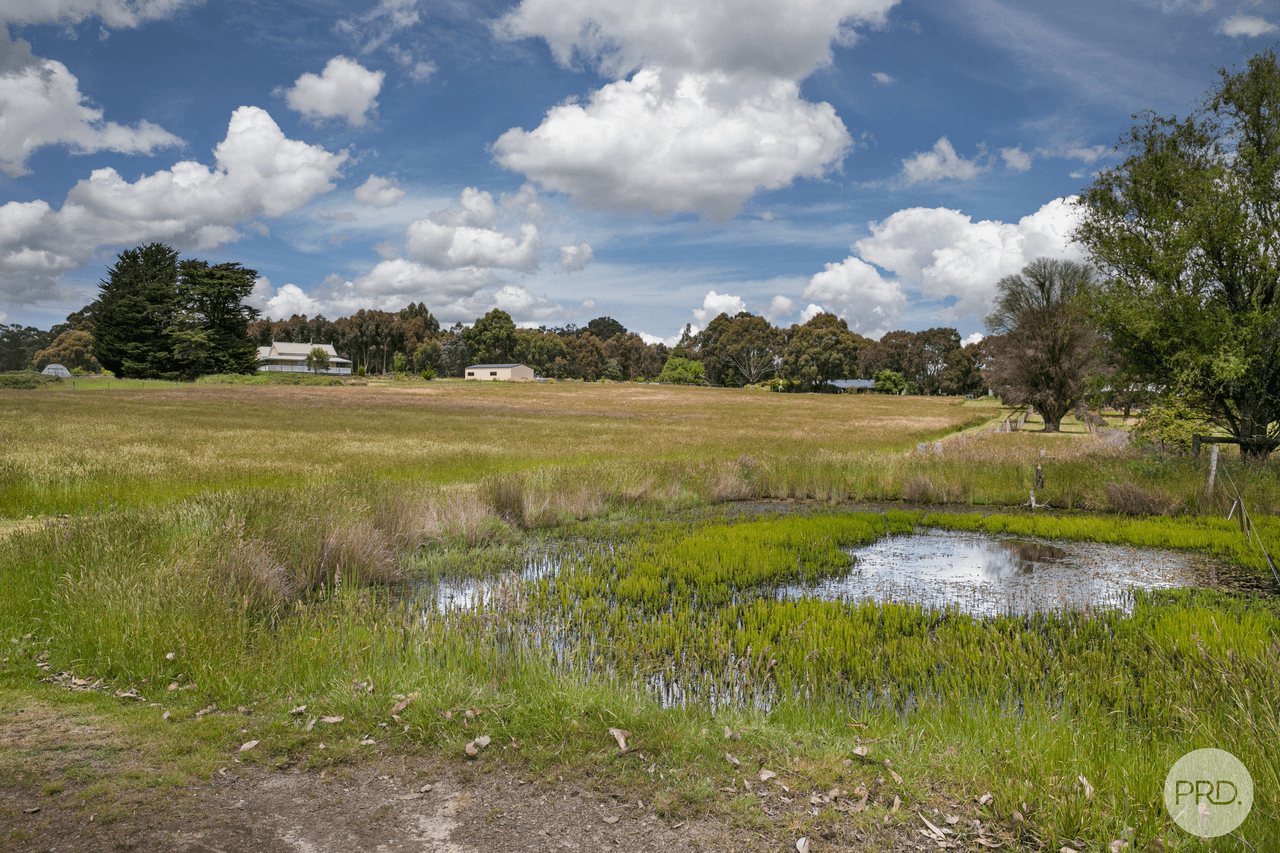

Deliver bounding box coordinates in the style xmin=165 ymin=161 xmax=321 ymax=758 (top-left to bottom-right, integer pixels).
xmin=1076 ymin=48 xmax=1280 ymax=457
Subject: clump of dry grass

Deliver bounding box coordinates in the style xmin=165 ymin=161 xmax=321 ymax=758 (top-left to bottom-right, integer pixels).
xmin=210 ymin=512 xmax=295 ymax=606
xmin=482 ymin=473 xmax=527 ymax=528
xmin=901 ymin=476 xmax=939 ymax=505
xmin=1105 ymin=482 xmax=1178 ymax=516
xmin=320 ymin=520 xmax=398 ymax=586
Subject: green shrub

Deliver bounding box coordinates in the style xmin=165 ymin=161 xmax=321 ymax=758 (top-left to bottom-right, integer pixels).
xmin=0 ymin=372 xmax=58 ymax=389
xmin=657 ymin=356 xmax=705 ymax=385
xmin=1131 ymin=398 xmax=1207 ymax=453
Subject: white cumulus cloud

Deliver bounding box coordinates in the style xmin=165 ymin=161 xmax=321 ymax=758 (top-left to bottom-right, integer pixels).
xmin=1221 ymin=14 xmax=1278 ymax=37
xmin=354 ymin=174 xmax=405 ymax=208
xmin=764 ymin=294 xmax=796 ymax=322
xmin=0 ymin=28 xmax=181 ymax=176
xmin=495 ymin=0 xmax=899 ymax=80
xmin=901 ymin=137 xmax=986 ymax=183
xmin=283 ymin=56 xmax=384 ymax=127
xmin=559 ymin=241 xmax=593 ymax=272
xmin=0 ymin=106 xmax=347 ymax=305
xmin=403 ymin=187 xmax=542 ymax=272
xmin=692 ymin=290 xmax=748 ymax=324
xmin=406 ymin=220 xmax=542 ymax=272
xmin=493 ymin=0 xmax=892 ymax=219
xmin=494 ymin=68 xmax=852 ymax=221
xmin=871 ymin=71 xmax=894 ymax=85
xmin=801 ymin=256 xmax=905 ymax=337
xmin=248 ymin=279 xmax=322 ymax=319
xmin=798 ymin=302 xmax=825 ymax=324
xmin=853 ymin=196 xmax=1086 ymax=321
xmin=292 ymin=262 xmax=564 ymax=326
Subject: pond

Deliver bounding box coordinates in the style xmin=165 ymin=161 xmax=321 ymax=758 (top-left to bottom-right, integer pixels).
xmin=780 ymin=529 xmax=1233 ymax=616
xmin=423 ymin=526 xmax=1261 ymax=619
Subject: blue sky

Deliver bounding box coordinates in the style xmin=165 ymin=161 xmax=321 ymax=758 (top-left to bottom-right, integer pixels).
xmin=0 ymin=0 xmax=1275 ymax=344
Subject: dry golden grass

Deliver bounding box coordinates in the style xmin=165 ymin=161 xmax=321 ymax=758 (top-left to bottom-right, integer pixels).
xmin=1 ymin=382 xmax=989 ymax=516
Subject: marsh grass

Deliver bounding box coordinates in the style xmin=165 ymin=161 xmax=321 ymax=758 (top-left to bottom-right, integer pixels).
xmin=3 ymin=503 xmax=1276 ymax=850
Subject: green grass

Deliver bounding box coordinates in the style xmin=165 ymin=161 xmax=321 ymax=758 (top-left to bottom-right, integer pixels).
xmin=1 ymin=383 xmax=1277 ymax=850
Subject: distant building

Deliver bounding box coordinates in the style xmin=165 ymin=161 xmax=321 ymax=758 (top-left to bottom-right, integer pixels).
xmin=41 ymin=364 xmax=71 ymax=378
xmin=257 ymin=342 xmax=352 ymax=375
xmin=465 ymin=363 xmax=536 ymax=381
xmin=825 ymin=378 xmax=875 ymax=393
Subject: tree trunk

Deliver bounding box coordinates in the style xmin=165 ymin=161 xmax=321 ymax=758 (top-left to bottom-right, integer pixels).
xmin=1042 ymin=420 xmax=1061 ymax=432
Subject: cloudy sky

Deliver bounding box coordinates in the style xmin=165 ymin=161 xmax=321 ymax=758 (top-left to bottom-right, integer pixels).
xmin=0 ymin=0 xmax=1274 ymax=343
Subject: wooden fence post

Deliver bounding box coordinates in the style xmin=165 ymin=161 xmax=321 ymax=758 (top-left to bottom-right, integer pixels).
xmin=1206 ymin=444 xmax=1219 ymax=497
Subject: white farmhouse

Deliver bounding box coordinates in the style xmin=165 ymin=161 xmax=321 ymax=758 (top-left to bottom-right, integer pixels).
xmin=256 ymin=342 xmax=353 ymax=375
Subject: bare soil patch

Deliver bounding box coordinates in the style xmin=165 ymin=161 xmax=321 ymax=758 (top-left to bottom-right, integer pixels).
xmin=0 ymin=691 xmax=947 ymax=853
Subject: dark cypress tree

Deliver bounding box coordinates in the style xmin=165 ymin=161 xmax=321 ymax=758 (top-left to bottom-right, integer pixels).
xmin=174 ymin=260 xmax=261 ymax=377
xmin=91 ymin=243 xmax=179 ymax=378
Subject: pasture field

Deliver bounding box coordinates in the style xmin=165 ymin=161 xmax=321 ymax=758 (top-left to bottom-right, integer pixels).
xmin=1 ymin=381 xmax=1277 ymax=851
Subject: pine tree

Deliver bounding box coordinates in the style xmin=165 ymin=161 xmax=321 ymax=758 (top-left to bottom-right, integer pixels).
xmin=91 ymin=243 xmax=179 ymax=378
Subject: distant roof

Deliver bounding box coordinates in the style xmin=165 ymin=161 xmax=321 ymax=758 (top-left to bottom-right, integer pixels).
xmin=826 ymin=379 xmax=875 ymax=389
xmin=258 ymin=341 xmax=351 ymax=365
xmin=466 ymin=363 xmax=529 ymax=369
xmin=41 ymin=363 xmax=71 ymax=377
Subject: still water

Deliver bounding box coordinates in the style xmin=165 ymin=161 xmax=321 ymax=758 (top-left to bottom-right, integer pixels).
xmin=426 ymin=528 xmax=1249 ymax=619
xmin=780 ymin=529 xmax=1225 ymax=616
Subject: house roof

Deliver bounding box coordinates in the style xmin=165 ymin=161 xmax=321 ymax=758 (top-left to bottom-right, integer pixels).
xmin=258 ymin=341 xmax=352 ymax=364
xmin=466 ymin=363 xmax=529 ymax=369
xmin=826 ymin=379 xmax=875 ymax=390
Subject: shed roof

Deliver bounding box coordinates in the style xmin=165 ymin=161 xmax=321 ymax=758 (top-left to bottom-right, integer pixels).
xmin=826 ymin=379 xmax=875 ymax=390
xmin=466 ymin=363 xmax=529 ymax=369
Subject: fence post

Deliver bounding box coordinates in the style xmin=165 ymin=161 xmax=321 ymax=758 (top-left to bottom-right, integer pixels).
xmin=1192 ymin=434 xmax=1201 ymax=457
xmin=1206 ymin=444 xmax=1220 ymax=497
xmin=1035 ymin=464 xmax=1044 ymax=490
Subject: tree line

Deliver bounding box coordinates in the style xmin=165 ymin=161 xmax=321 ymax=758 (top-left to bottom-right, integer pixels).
xmin=247 ymin=304 xmax=990 ymax=393
xmin=8 ymin=248 xmax=990 ymax=393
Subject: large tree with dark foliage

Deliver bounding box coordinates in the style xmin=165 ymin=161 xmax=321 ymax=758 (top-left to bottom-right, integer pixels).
xmin=1076 ymin=48 xmax=1280 ymax=457
xmin=780 ymin=312 xmax=865 ymax=391
xmin=92 ymin=245 xmax=260 ymax=378
xmin=91 ymin=243 xmax=180 ymax=377
xmin=465 ymin=309 xmax=518 ymax=365
xmin=172 ymin=260 xmax=260 ymax=376
xmin=984 ymin=258 xmax=1096 ymax=431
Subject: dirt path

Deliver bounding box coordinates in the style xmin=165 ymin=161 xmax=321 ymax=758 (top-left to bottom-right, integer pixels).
xmin=2 ymin=758 xmax=940 ymax=853
xmin=0 ymin=688 xmax=975 ymax=852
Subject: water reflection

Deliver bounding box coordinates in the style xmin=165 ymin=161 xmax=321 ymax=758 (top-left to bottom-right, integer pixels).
xmin=781 ymin=530 xmax=1209 ymax=616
